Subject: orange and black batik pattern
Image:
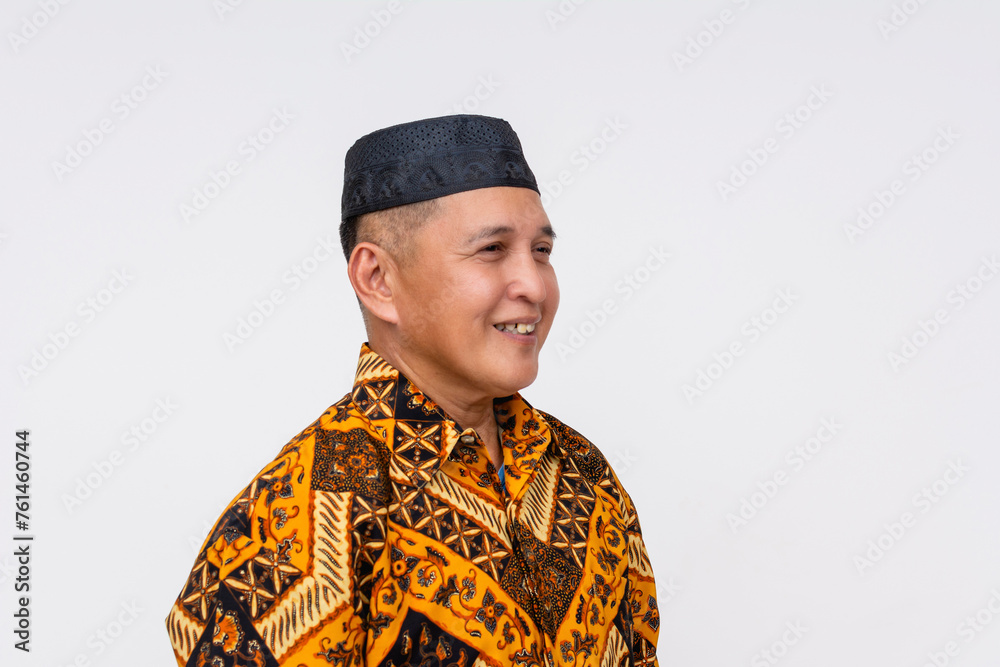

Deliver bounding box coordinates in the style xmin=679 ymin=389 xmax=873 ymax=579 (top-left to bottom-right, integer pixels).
xmin=166 ymin=343 xmax=659 ymax=667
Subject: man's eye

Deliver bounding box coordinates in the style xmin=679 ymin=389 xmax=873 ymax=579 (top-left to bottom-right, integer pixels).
xmin=535 ymin=245 xmax=553 ymax=255
xmin=481 ymin=244 xmax=501 ymax=252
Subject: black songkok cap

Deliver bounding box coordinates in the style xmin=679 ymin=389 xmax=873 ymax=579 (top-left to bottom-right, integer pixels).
xmin=341 ymin=114 xmax=539 ymax=221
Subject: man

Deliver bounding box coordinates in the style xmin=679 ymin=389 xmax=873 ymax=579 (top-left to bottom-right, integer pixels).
xmin=166 ymin=114 xmax=659 ymax=667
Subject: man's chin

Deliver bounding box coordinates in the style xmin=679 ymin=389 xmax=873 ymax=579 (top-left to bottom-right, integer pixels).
xmin=489 ymin=365 xmax=539 ymax=397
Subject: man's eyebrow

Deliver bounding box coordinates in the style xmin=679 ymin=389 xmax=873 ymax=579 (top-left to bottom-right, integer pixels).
xmin=464 ymin=224 xmax=557 ymax=244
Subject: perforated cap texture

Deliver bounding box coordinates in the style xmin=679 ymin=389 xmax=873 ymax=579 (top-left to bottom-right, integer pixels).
xmin=341 ymin=114 xmax=539 ymax=220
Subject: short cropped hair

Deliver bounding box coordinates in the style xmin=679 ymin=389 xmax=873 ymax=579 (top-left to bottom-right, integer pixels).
xmin=340 ymin=199 xmax=442 ymax=331
xmin=339 ymin=198 xmax=441 ymax=267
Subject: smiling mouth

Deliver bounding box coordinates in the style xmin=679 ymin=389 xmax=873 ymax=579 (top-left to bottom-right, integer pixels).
xmin=493 ymin=322 xmax=537 ymax=335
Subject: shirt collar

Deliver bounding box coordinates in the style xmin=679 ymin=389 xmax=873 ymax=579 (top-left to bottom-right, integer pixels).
xmin=351 ymin=341 xmax=554 ymax=496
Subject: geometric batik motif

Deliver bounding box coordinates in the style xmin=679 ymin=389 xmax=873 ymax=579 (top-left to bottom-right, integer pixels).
xmin=391 ymin=419 xmax=445 ymax=487
xmin=549 ymin=458 xmax=597 ymax=569
xmin=179 ymin=557 xmax=220 ymax=624
xmin=186 ymin=586 xmax=279 ymax=667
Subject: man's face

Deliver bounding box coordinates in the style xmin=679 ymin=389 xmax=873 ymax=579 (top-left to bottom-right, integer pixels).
xmin=391 ymin=186 xmax=559 ymax=399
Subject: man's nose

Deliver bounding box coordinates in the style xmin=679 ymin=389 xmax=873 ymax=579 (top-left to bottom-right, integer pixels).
xmin=505 ymin=251 xmax=548 ymax=303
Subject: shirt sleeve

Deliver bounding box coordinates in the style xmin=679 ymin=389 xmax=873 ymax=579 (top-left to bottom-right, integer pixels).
xmin=164 ymin=482 xmax=288 ymax=667
xmin=165 ymin=438 xmax=371 ymax=666
xmin=616 ymin=476 xmax=660 ymax=667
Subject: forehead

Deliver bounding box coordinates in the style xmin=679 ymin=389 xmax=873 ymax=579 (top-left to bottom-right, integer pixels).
xmin=428 ymin=187 xmax=555 ymax=242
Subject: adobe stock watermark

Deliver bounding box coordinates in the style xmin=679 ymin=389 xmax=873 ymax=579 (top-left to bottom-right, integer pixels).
xmin=223 ymin=234 xmax=339 ymax=351
xmin=877 ymin=0 xmax=932 ymax=40
xmin=682 ymin=288 xmax=798 ymax=403
xmin=555 ymin=245 xmax=670 ymax=360
xmin=340 ymin=0 xmax=405 ymax=63
xmin=545 ymin=0 xmax=589 ymax=31
xmin=887 ymin=255 xmax=998 ymax=372
xmin=444 ymin=75 xmax=500 ymax=115
xmin=51 ymin=66 xmax=169 ymax=182
xmin=726 ymin=418 xmax=843 ymax=534
xmin=750 ymin=620 xmax=808 ymax=667
xmin=716 ymin=85 xmax=833 ymax=202
xmin=178 ymin=107 xmax=294 ymax=224
xmin=61 ymin=398 xmax=179 ymax=513
xmin=607 ymin=447 xmax=639 ymax=478
xmin=17 ymin=269 xmax=134 ymax=386
xmin=673 ymin=0 xmax=758 ymax=72
xmin=916 ymin=588 xmax=1000 ymax=667
xmin=659 ymin=577 xmax=682 ymax=605
xmin=843 ymin=126 xmax=959 ymax=244
xmin=538 ymin=117 xmax=628 ymax=207
xmin=57 ymin=600 xmax=143 ymax=665
xmin=213 ymin=0 xmax=247 ymax=21
xmin=853 ymin=459 xmax=969 ymax=575
xmin=7 ymin=0 xmax=72 ymax=54
xmin=0 ymin=555 xmax=15 ymax=586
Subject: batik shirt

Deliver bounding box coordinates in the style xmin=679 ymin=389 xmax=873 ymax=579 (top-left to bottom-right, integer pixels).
xmin=166 ymin=342 xmax=659 ymax=667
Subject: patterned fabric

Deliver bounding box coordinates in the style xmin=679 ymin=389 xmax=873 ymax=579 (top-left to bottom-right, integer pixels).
xmin=166 ymin=342 xmax=659 ymax=667
xmin=341 ymin=114 xmax=539 ymax=220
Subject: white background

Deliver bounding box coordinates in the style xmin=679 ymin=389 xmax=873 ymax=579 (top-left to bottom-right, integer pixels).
xmin=2 ymin=1 xmax=999 ymax=665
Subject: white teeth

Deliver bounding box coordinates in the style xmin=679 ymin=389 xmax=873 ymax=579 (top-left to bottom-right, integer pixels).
xmin=494 ymin=322 xmax=537 ymax=334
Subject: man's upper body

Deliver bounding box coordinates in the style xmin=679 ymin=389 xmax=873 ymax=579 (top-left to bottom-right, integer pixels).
xmin=166 ymin=114 xmax=659 ymax=666
xmin=166 ymin=342 xmax=659 ymax=667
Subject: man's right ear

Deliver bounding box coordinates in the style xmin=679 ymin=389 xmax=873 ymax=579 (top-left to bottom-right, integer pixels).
xmin=348 ymin=242 xmax=400 ymax=326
